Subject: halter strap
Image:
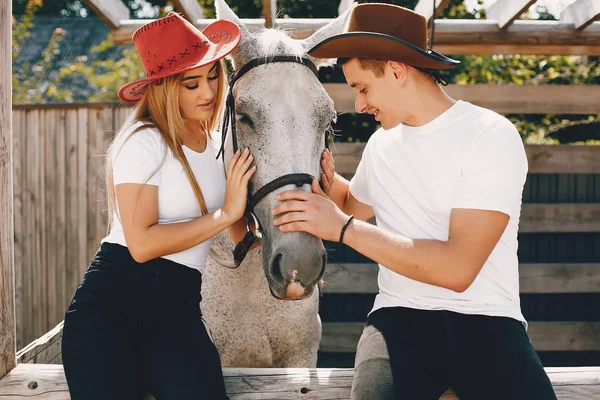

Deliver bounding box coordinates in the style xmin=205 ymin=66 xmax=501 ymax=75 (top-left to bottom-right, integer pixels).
xmin=213 ymin=55 xmax=324 ymax=267
xmin=217 ymin=56 xmax=318 ymax=160
xmin=249 ymin=173 xmax=314 ymax=210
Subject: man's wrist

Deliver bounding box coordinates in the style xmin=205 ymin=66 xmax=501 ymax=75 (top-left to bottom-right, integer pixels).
xmin=339 ymin=214 xmax=355 ymax=243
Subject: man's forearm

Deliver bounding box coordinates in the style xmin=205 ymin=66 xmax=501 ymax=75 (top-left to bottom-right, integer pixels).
xmin=342 ymin=219 xmax=479 ymax=292
xmin=328 ymin=173 xmax=351 ymax=214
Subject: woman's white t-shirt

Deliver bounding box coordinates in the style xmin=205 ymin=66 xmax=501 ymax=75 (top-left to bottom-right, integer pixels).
xmin=102 ymin=121 xmax=226 ymax=273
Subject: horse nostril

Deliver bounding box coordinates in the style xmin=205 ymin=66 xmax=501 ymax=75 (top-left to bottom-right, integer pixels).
xmin=270 ymin=253 xmax=284 ymax=282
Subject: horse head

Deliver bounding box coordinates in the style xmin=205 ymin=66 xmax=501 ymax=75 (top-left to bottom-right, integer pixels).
xmin=215 ymin=0 xmax=354 ymax=300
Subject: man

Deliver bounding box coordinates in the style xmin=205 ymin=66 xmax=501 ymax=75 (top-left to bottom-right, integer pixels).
xmin=272 ymin=3 xmax=557 ymax=400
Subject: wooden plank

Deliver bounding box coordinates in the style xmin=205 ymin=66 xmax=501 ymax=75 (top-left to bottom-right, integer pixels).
xmin=330 ymin=143 xmax=600 ymax=175
xmin=112 ymin=19 xmax=600 ymax=55
xmin=414 ymin=0 xmax=451 ymax=22
xmin=1 ymin=364 xmax=599 ymax=399
xmin=55 ymin=110 xmax=68 ymax=318
xmin=172 ymin=0 xmax=205 ymax=22
xmin=323 ymin=263 xmax=600 ymax=294
xmin=520 ymin=204 xmax=600 ymax=233
xmin=64 ymin=110 xmax=79 ymax=305
xmin=432 ymin=19 xmax=600 ymax=55
xmin=325 ymin=83 xmax=600 ymax=115
xmin=44 ymin=110 xmax=59 ymax=333
xmin=262 ymin=0 xmax=277 ymax=29
xmin=526 ymin=145 xmax=600 ymax=174
xmin=12 ymin=110 xmax=24 ymax=351
xmin=321 ymin=322 xmax=600 ymax=353
xmin=77 ymin=109 xmax=88 ymax=284
xmin=0 ymin=0 xmax=15 ymax=379
xmin=487 ymin=0 xmax=537 ymax=29
xmin=25 ymin=110 xmax=39 ymax=348
xmin=82 ymin=0 xmax=130 ymax=29
xmin=561 ymin=0 xmax=600 ymax=31
xmin=521 ymin=263 xmax=600 ymax=294
xmin=16 ymin=322 xmax=63 ymax=365
xmin=87 ymin=109 xmax=99 ymax=261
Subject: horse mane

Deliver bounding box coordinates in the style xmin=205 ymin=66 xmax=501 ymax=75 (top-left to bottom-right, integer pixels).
xmin=254 ymin=28 xmax=305 ymax=58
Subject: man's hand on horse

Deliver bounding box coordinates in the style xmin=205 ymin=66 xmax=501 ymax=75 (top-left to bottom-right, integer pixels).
xmin=272 ymin=177 xmax=348 ymax=242
xmin=320 ymin=149 xmax=335 ymax=196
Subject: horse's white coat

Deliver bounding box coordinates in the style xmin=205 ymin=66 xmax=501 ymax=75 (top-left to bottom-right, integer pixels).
xmin=200 ymin=0 xmax=355 ymax=367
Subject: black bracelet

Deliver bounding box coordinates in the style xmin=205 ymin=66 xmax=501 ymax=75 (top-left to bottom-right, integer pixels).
xmin=339 ymin=215 xmax=355 ymax=243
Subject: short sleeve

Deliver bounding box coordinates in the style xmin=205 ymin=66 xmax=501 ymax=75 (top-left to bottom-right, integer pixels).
xmin=451 ymin=123 xmax=528 ymax=215
xmin=349 ymin=139 xmax=373 ymax=206
xmin=111 ymin=128 xmax=164 ymax=186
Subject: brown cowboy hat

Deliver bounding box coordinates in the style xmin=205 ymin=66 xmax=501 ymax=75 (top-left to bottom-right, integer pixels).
xmin=308 ymin=3 xmax=459 ymax=70
xmin=118 ymin=12 xmax=241 ymax=103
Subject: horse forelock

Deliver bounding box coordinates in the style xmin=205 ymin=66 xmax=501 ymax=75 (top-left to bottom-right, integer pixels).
xmin=254 ymin=28 xmax=305 ymax=58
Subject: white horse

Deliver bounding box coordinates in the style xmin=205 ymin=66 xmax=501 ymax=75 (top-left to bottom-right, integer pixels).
xmin=200 ymin=0 xmax=354 ymax=368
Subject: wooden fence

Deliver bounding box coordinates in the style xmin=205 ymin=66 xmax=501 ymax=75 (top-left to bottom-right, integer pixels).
xmin=12 ymin=102 xmax=600 ymax=364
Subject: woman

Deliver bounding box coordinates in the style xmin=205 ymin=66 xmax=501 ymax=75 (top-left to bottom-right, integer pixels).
xmin=61 ymin=13 xmax=251 ymax=400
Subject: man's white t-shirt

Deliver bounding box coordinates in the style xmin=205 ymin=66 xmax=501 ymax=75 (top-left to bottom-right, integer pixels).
xmin=102 ymin=121 xmax=226 ymax=273
xmin=349 ymin=100 xmax=528 ymax=324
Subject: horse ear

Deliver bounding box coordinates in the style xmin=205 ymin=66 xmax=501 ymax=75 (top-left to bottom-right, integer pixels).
xmin=300 ymin=2 xmax=356 ymax=68
xmin=215 ymin=0 xmax=255 ymax=67
xmin=215 ymin=0 xmax=253 ymax=40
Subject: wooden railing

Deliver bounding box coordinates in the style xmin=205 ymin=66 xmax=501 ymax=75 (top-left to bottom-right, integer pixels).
xmin=11 ymin=104 xmax=600 ymax=355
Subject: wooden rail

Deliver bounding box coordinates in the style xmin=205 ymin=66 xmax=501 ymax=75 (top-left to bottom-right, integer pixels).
xmin=111 ymin=19 xmax=600 ymax=55
xmin=331 ymin=143 xmax=600 ymax=174
xmin=323 ymin=263 xmax=600 ymax=294
xmin=1 ymin=364 xmax=599 ymax=399
xmin=320 ymin=322 xmax=600 ymax=353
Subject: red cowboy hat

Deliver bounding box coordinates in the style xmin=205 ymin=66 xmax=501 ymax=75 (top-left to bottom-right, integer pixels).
xmin=118 ymin=12 xmax=241 ymax=103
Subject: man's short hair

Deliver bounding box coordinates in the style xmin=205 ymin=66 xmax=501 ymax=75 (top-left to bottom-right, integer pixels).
xmin=337 ymin=57 xmax=387 ymax=77
xmin=337 ymin=57 xmax=444 ymax=86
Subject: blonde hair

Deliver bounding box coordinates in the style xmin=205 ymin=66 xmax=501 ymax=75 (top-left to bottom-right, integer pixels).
xmin=106 ymin=60 xmax=227 ymax=229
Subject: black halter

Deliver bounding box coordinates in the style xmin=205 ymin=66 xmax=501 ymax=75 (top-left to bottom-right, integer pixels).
xmin=216 ymin=55 xmax=329 ymax=267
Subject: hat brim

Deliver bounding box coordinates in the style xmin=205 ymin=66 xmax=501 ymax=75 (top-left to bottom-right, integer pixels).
xmin=308 ymin=32 xmax=459 ymax=70
xmin=118 ymin=19 xmax=241 ymax=103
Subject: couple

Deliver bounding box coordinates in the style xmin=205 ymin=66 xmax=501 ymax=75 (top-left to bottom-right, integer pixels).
xmin=61 ymin=3 xmax=557 ymax=400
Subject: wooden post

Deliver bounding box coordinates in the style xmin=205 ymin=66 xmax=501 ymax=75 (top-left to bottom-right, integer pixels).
xmin=0 ymin=0 xmax=16 ymax=380
xmin=262 ymin=0 xmax=276 ymax=28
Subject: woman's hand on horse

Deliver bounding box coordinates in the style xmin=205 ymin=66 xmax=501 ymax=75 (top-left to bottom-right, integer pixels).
xmin=223 ymin=148 xmax=256 ymax=222
xmin=272 ymin=178 xmax=348 ymax=242
xmin=321 ymin=149 xmax=335 ymax=196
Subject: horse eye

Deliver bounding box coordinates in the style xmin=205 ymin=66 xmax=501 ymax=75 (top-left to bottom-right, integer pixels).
xmin=237 ymin=113 xmax=254 ymax=129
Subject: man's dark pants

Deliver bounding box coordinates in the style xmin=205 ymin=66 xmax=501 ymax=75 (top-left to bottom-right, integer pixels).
xmin=351 ymin=306 xmax=557 ymax=400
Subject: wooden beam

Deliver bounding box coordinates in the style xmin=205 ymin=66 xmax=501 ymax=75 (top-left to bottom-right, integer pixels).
xmin=321 ymin=322 xmax=600 ymax=353
xmin=520 ymin=204 xmax=600 ymax=233
xmin=1 ymin=364 xmax=599 ymax=399
xmin=331 ymin=143 xmax=600 ymax=175
xmin=432 ymin=19 xmax=600 ymax=55
xmin=172 ymin=0 xmax=205 ymax=22
xmin=525 ymin=145 xmax=600 ymax=174
xmin=414 ymin=0 xmax=451 ymax=22
xmin=83 ymin=0 xmax=130 ymax=30
xmin=0 ymin=0 xmax=16 ymax=380
xmin=561 ymin=0 xmax=600 ymax=31
xmin=325 ymin=84 xmax=600 ymax=115
xmin=111 ymin=19 xmax=600 ymax=55
xmin=262 ymin=0 xmax=277 ymax=29
xmin=323 ymin=262 xmax=600 ymax=294
xmin=487 ymin=0 xmax=537 ymax=30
